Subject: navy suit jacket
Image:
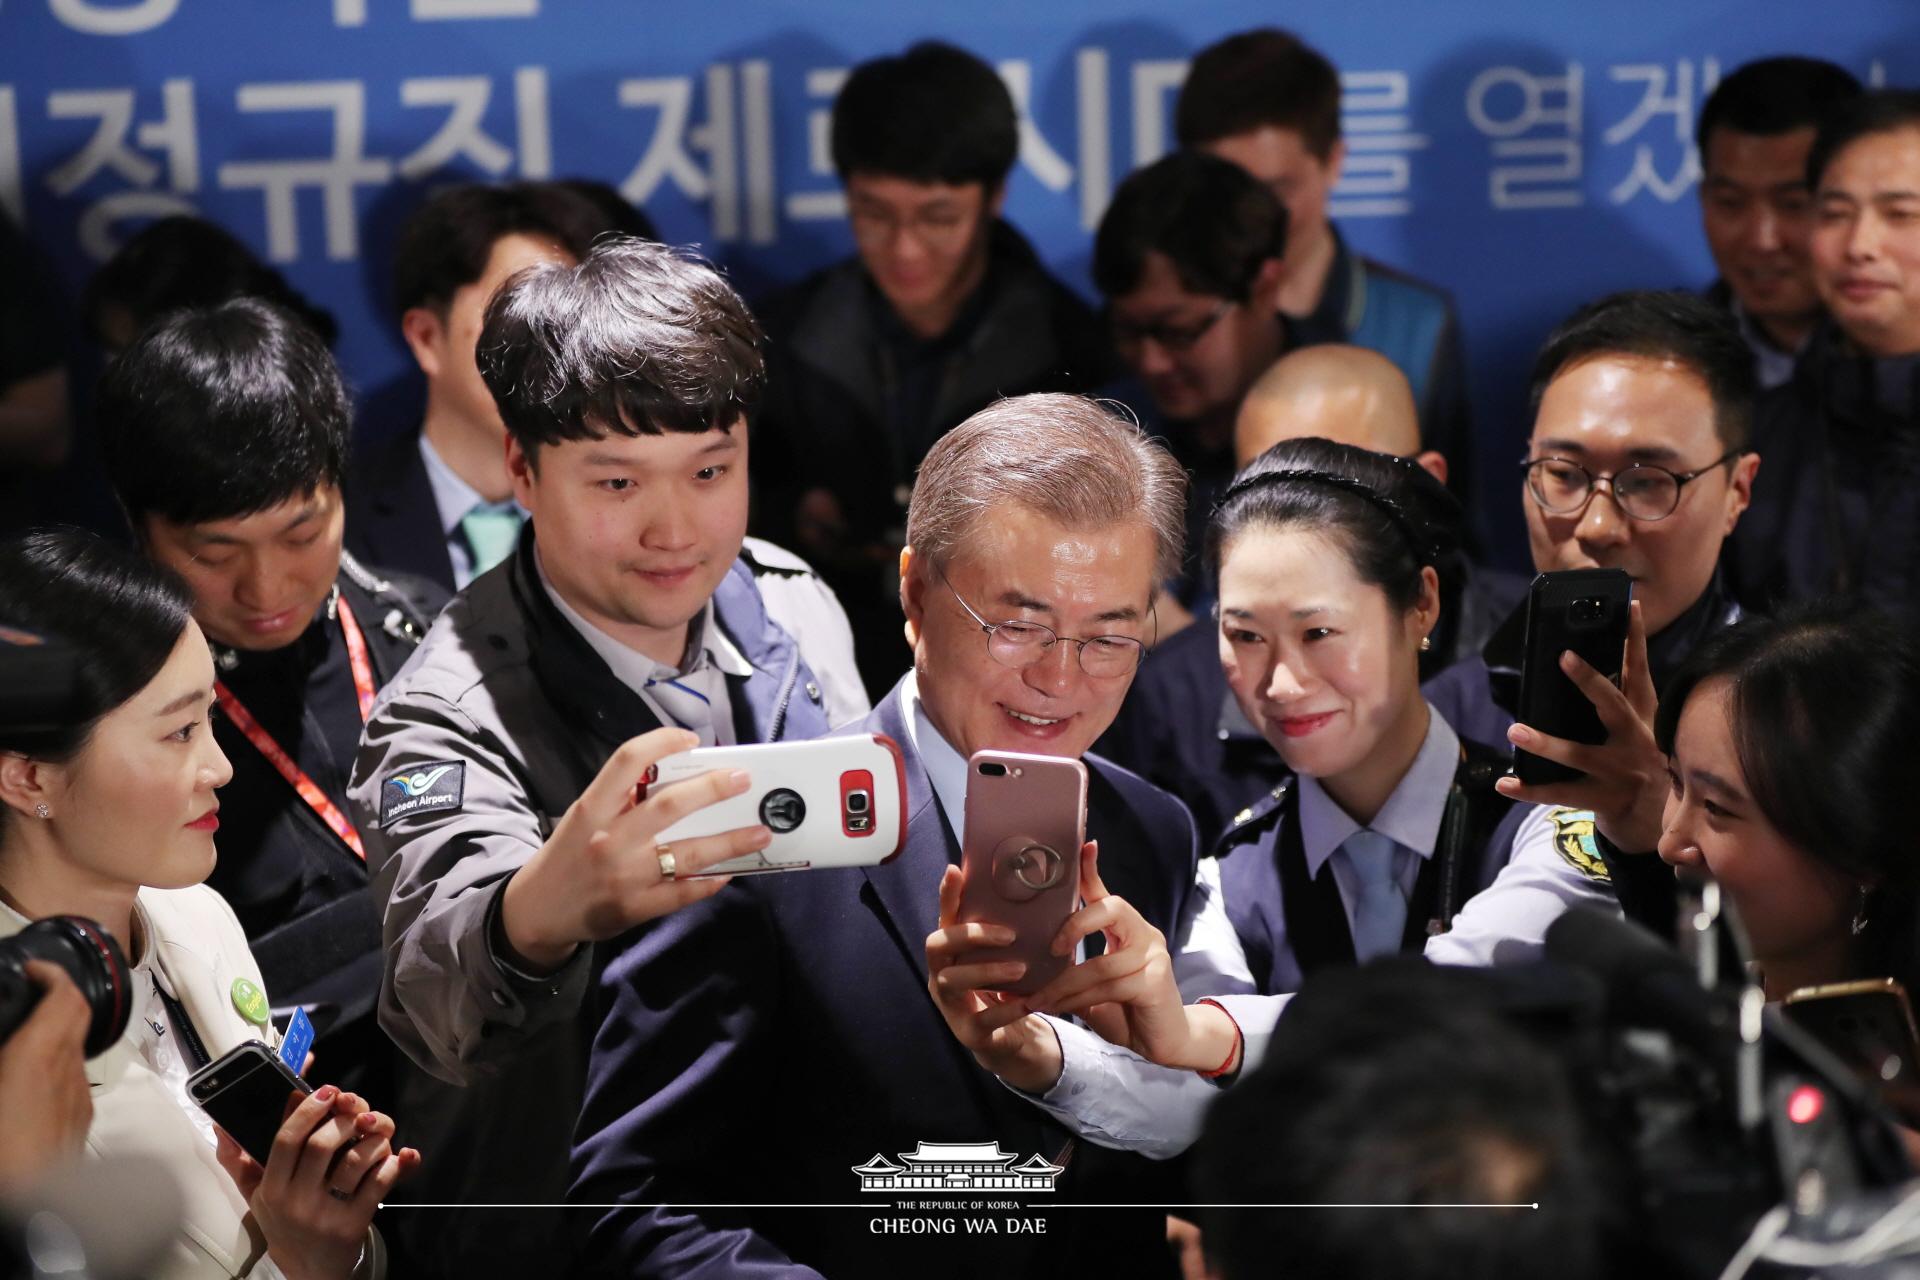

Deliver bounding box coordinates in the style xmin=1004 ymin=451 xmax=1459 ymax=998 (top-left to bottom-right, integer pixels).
xmin=570 ymin=680 xmax=1196 ymax=1279
xmin=343 ymin=429 xmax=457 ymax=594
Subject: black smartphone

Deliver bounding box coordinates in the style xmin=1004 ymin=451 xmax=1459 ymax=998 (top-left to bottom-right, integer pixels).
xmin=1512 ymin=568 xmax=1633 ymax=786
xmin=187 ymin=1041 xmax=312 ymax=1164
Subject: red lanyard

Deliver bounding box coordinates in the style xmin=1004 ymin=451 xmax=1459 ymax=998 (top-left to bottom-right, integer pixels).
xmin=213 ymin=594 xmax=377 ymax=861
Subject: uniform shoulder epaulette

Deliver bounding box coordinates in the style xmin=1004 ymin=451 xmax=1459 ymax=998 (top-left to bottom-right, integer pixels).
xmin=337 ymin=550 xmax=435 ymax=648
xmin=1548 ymin=807 xmax=1610 ymax=882
xmin=1229 ymin=782 xmax=1290 ymax=832
xmin=739 ymin=536 xmax=818 ymax=579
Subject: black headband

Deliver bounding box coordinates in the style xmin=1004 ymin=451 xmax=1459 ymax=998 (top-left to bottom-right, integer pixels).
xmin=1217 ymin=465 xmax=1434 ymax=564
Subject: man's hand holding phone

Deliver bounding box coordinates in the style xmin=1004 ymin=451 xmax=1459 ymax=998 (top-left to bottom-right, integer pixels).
xmin=499 ymin=728 xmax=769 ymax=973
xmin=1496 ymin=598 xmax=1669 ymax=853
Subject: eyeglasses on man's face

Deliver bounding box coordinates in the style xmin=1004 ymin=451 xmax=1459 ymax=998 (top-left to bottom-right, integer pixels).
xmin=1109 ymin=300 xmax=1233 ymax=355
xmin=1521 ymin=450 xmax=1741 ymax=523
xmin=940 ymin=569 xmax=1149 ymax=679
xmin=848 ymin=202 xmax=975 ymax=249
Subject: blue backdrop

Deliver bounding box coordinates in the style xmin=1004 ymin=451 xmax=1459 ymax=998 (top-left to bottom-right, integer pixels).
xmin=5 ymin=0 xmax=1919 ymax=556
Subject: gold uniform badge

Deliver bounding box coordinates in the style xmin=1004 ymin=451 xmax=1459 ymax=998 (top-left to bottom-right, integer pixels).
xmin=1549 ymin=808 xmax=1610 ymax=882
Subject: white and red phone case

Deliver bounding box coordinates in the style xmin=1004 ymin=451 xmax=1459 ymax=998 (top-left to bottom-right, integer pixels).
xmin=643 ymin=733 xmax=908 ymax=876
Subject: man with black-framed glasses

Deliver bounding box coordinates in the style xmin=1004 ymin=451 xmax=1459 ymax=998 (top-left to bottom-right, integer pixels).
xmin=1425 ymin=290 xmax=1760 ymax=754
xmin=1093 ymin=151 xmax=1290 ymax=620
xmin=573 ymin=393 xmax=1253 ymax=1279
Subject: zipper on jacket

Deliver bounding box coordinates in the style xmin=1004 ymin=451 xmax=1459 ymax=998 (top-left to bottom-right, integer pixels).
xmin=768 ymin=644 xmax=802 ymax=741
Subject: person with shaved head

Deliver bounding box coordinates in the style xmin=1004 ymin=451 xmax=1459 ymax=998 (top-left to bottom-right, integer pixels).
xmin=1099 ymin=345 xmax=1523 ymax=840
xmin=1235 ymin=344 xmax=1435 ymax=472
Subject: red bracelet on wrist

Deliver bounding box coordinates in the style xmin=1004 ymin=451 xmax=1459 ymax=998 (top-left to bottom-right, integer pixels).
xmin=1195 ymin=998 xmax=1244 ymax=1081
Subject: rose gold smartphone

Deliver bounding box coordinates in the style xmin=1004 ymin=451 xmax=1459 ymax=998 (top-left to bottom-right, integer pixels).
xmin=956 ymin=750 xmax=1088 ymax=996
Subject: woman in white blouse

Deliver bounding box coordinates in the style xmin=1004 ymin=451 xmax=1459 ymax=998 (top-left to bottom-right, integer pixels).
xmin=0 ymin=529 xmax=417 ymax=1279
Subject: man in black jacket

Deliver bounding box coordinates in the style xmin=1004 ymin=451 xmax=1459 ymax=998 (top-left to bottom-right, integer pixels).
xmin=1694 ymin=57 xmax=1860 ymax=390
xmin=1728 ymin=90 xmax=1920 ymax=615
xmin=94 ymin=298 xmax=446 ymax=1095
xmin=754 ymin=41 xmax=1112 ymax=692
xmin=1428 ymin=291 xmax=1756 ymax=752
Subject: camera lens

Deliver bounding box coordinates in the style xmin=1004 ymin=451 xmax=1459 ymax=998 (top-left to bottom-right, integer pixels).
xmin=1570 ymin=597 xmax=1607 ymax=625
xmin=0 ymin=915 xmax=131 ymax=1057
xmin=846 ymin=790 xmax=870 ymax=815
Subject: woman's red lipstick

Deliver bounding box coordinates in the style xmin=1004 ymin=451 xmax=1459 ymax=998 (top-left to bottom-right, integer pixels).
xmin=187 ymin=809 xmax=220 ymax=832
xmin=1277 ymin=712 xmax=1337 ymax=738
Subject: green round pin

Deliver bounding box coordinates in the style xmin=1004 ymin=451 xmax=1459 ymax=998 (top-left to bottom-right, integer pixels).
xmin=231 ymin=978 xmax=269 ymax=1026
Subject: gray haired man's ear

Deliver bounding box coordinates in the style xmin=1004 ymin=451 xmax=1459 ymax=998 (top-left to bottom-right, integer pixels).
xmin=899 ymin=545 xmax=927 ymax=648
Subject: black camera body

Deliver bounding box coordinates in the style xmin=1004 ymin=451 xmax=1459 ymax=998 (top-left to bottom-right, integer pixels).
xmin=0 ymin=916 xmax=132 ymax=1058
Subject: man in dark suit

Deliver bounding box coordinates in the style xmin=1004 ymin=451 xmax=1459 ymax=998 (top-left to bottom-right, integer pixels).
xmin=572 ymin=394 xmax=1243 ymax=1278
xmin=346 ymin=181 xmax=607 ymax=591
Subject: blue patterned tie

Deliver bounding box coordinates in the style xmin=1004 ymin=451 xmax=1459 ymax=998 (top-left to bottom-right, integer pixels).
xmin=1344 ymin=829 xmax=1407 ymax=962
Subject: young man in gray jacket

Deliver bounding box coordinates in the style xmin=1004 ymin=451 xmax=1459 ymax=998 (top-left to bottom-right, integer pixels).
xmin=348 ymin=237 xmax=844 ymax=1277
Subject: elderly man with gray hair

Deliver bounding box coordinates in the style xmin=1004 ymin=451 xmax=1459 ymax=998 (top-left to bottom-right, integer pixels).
xmin=571 ymin=392 xmax=1251 ymax=1279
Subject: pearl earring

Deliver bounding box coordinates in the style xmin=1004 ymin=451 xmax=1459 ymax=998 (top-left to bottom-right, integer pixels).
xmin=34 ymin=803 xmax=50 ymax=819
xmin=1418 ymin=636 xmax=1432 ymax=653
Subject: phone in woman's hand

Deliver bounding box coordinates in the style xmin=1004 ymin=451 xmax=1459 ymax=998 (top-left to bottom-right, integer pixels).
xmin=187 ymin=1041 xmax=312 ymax=1164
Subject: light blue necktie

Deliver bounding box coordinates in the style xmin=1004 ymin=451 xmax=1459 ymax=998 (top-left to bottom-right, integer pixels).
xmin=1343 ymin=829 xmax=1407 ymax=962
xmin=460 ymin=504 xmax=523 ymax=579
xmin=644 ymin=664 xmax=729 ymax=747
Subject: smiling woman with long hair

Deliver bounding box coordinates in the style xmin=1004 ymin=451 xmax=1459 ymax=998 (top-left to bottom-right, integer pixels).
xmin=0 ymin=528 xmax=416 ymax=1280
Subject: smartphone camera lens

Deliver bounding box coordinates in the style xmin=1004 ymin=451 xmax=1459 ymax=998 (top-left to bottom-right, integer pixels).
xmin=844 ymin=787 xmax=872 ymax=833
xmin=977 ymin=762 xmax=1008 ymax=777
xmin=1570 ymin=597 xmax=1607 ymax=625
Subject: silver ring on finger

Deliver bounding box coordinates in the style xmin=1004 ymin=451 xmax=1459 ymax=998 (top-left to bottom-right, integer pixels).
xmin=656 ymin=844 xmax=677 ymax=881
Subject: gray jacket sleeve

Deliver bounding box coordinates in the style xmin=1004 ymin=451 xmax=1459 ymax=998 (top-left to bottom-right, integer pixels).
xmin=350 ymin=683 xmax=590 ymax=1085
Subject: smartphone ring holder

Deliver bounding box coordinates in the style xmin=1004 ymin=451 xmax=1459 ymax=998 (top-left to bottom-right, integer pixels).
xmin=991 ymin=838 xmax=1066 ymax=902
